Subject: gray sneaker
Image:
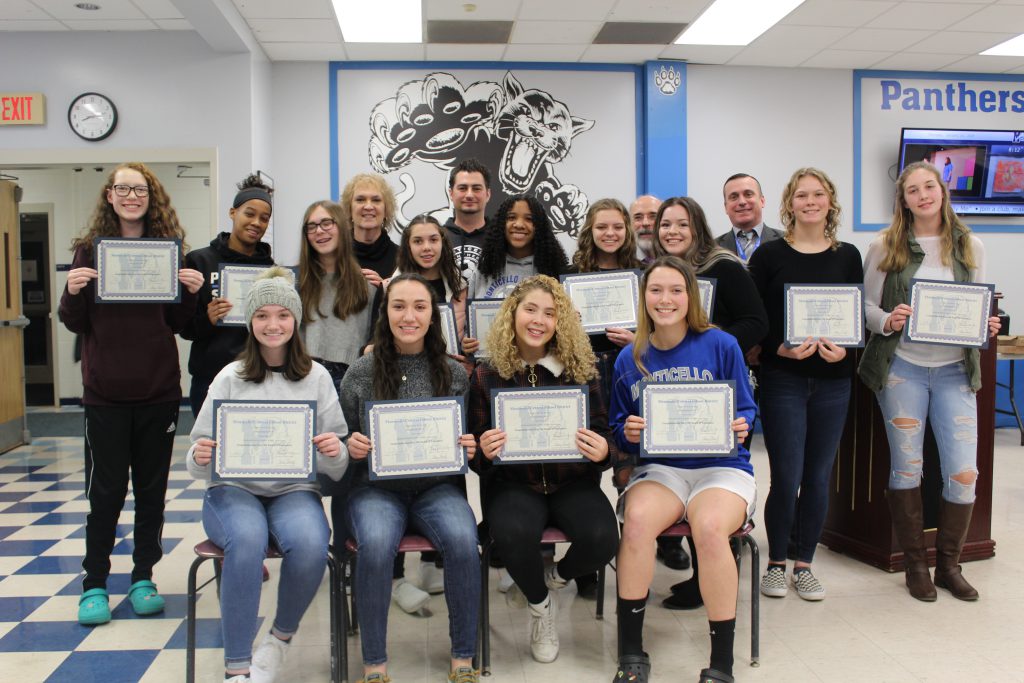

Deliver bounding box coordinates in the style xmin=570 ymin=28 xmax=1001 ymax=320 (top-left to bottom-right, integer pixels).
xmin=791 ymin=568 xmax=826 ymax=601
xmin=759 ymin=565 xmax=788 ymax=598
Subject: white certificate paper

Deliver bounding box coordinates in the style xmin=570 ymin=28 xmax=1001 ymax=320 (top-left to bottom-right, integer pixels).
xmin=218 ymin=264 xmax=294 ymax=326
xmin=641 ymin=381 xmax=736 ymax=457
xmin=560 ymin=270 xmax=640 ymax=334
xmin=697 ymin=277 xmax=717 ymax=320
xmin=437 ymin=303 xmax=459 ymax=355
xmin=212 ymin=400 xmax=316 ymax=481
xmin=467 ymin=299 xmax=503 ymax=358
xmin=785 ymin=284 xmax=864 ymax=347
xmin=366 ymin=397 xmax=467 ymax=480
xmin=95 ymin=237 xmax=180 ymax=303
xmin=905 ymin=279 xmax=995 ymax=349
xmin=492 ymin=386 xmax=588 ymax=463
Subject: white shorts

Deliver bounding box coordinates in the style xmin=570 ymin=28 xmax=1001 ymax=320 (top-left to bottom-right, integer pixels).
xmin=617 ymin=463 xmax=757 ymax=523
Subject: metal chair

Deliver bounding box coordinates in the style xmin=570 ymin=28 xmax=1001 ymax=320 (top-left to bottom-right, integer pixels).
xmin=185 ymin=539 xmax=344 ymax=683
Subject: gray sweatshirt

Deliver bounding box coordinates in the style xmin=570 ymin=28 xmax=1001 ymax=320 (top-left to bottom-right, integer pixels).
xmin=467 ymin=255 xmax=537 ymax=299
xmin=301 ymin=274 xmax=376 ymax=365
xmin=187 ymin=360 xmax=349 ymax=496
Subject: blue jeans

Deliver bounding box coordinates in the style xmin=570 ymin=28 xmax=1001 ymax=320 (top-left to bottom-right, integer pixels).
xmin=876 ymin=356 xmax=978 ymax=504
xmin=760 ymin=365 xmax=851 ymax=564
xmin=346 ymin=483 xmax=480 ymax=666
xmin=203 ymin=485 xmax=330 ymax=670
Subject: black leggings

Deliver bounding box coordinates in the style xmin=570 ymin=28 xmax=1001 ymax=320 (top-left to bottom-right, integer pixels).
xmin=486 ymin=477 xmax=618 ymax=604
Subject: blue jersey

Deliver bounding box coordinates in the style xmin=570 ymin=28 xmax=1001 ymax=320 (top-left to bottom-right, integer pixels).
xmin=610 ymin=327 xmax=756 ymax=475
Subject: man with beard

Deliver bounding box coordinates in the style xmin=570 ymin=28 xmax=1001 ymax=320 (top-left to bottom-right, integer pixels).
xmin=444 ymin=158 xmax=492 ymax=286
xmin=630 ymin=194 xmax=660 ymax=264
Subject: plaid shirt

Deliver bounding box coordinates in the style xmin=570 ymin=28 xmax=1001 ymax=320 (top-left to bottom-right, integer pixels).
xmin=468 ymin=360 xmax=617 ymax=494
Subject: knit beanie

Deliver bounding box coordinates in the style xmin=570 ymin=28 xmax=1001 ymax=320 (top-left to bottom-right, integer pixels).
xmin=245 ymin=266 xmax=302 ymax=331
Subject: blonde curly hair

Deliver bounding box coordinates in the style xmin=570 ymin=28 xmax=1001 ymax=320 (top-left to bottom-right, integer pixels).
xmin=484 ymin=275 xmax=597 ymax=384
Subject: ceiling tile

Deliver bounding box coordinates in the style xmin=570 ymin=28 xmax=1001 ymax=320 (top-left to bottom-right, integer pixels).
xmin=658 ymin=44 xmax=742 ymax=63
xmin=425 ymin=0 xmax=520 ymax=21
xmin=510 ymin=20 xmax=601 ymax=44
xmin=261 ymin=42 xmax=348 ymax=61
xmin=579 ymin=44 xmax=665 ymax=62
xmin=248 ymin=18 xmax=339 ymax=42
xmin=425 ymin=43 xmax=508 ymax=60
xmin=833 ymin=27 xmax=934 ymax=51
xmin=866 ymin=3 xmax=977 ymax=31
xmin=800 ymin=49 xmax=893 ymax=69
xmin=62 ymin=19 xmax=158 ymax=29
xmin=342 ymin=43 xmax=426 ymax=60
xmin=938 ymin=54 xmax=1024 ymax=73
xmin=502 ymin=43 xmax=588 ymax=61
xmin=429 ymin=20 xmax=513 ymax=43
xmin=607 ymin=0 xmax=706 ymax=23
xmin=749 ymin=25 xmax=853 ymax=51
xmin=0 ymin=0 xmax=49 ymax=20
xmin=954 ymin=6 xmax=1024 ymax=33
xmin=728 ymin=46 xmax=824 ymax=68
xmin=153 ymin=18 xmax=192 ymax=30
xmin=132 ymin=0 xmax=184 ymax=20
xmin=593 ymin=21 xmax=685 ymax=44
xmin=906 ymin=30 xmax=1021 ymax=55
xmin=232 ymin=0 xmax=332 ymax=19
xmin=517 ymin=0 xmax=617 ymax=22
xmin=870 ymin=52 xmax=960 ymax=70
xmin=31 ymin=0 xmax=146 ymax=20
xmin=0 ymin=19 xmax=68 ymax=30
xmin=781 ymin=0 xmax=895 ymax=28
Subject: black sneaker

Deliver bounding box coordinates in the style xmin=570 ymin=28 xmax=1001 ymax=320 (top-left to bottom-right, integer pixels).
xmin=662 ymin=577 xmax=703 ymax=610
xmin=613 ymin=653 xmax=651 ymax=682
xmin=655 ymin=538 xmax=691 ymax=570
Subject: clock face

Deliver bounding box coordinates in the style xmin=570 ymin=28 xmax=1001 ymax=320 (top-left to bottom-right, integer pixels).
xmin=68 ymin=92 xmax=117 ymax=141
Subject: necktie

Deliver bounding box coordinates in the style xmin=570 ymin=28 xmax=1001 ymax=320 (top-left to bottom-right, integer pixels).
xmin=737 ymin=231 xmax=754 ymax=260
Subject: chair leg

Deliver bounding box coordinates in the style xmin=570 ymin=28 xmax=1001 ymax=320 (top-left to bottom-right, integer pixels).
xmin=347 ymin=555 xmax=359 ymax=636
xmin=185 ymin=556 xmax=209 ymax=683
xmin=742 ymin=535 xmax=760 ymax=667
xmin=338 ymin=555 xmax=352 ymax=682
xmin=480 ymin=540 xmax=492 ymax=676
xmin=596 ymin=564 xmax=606 ymax=620
xmin=327 ymin=552 xmax=345 ymax=683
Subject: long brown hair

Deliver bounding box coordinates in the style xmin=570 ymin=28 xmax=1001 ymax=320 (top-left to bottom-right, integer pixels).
xmin=651 ymin=196 xmax=739 ymax=273
xmin=572 ymin=198 xmax=642 ymax=272
xmin=297 ymin=200 xmax=369 ymax=321
xmin=237 ymin=286 xmax=312 ymax=384
xmin=878 ymin=161 xmax=976 ymax=273
xmin=370 ymin=273 xmax=453 ymax=400
xmin=72 ymin=162 xmax=187 ymax=251
xmin=396 ymin=214 xmax=465 ymax=300
xmin=779 ymin=167 xmax=842 ymax=250
xmin=632 ymin=256 xmax=711 ymax=378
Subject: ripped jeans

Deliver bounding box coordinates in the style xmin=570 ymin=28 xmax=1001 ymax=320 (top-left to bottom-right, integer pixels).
xmin=876 ymin=356 xmax=978 ymax=504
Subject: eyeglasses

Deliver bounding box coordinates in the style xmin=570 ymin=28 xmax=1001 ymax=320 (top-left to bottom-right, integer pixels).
xmin=304 ymin=218 xmax=337 ymax=233
xmin=111 ymin=184 xmax=150 ymax=198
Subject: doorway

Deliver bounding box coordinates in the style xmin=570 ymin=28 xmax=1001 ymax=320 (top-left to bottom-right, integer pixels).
xmin=20 ymin=210 xmax=54 ymax=406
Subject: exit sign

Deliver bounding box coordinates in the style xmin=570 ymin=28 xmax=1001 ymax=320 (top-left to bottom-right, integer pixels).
xmin=0 ymin=93 xmax=45 ymax=125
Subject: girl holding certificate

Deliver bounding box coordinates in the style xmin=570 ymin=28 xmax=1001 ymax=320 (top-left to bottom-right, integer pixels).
xmin=59 ymin=162 xmax=204 ymax=626
xmin=469 ymin=275 xmax=619 ymax=665
xmin=609 ymin=256 xmax=755 ymax=683
xmin=747 ymin=168 xmax=863 ymax=602
xmin=340 ymin=273 xmax=481 ymax=683
xmin=859 ymin=161 xmax=1000 ymax=602
xmin=188 ymin=267 xmax=348 ymax=683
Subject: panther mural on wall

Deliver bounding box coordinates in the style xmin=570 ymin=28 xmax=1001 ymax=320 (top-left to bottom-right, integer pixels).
xmin=368 ymin=71 xmax=595 ymax=237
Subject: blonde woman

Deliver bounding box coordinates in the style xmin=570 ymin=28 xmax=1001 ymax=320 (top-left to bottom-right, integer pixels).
xmin=342 ymin=173 xmax=399 ymax=287
xmin=468 ymin=275 xmax=619 ymax=664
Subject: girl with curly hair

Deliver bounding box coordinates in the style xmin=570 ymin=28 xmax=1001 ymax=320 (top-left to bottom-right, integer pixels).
xmin=748 ymin=167 xmax=863 ymax=603
xmin=468 ymin=275 xmax=619 ymax=665
xmin=610 ymin=256 xmax=755 ymax=683
xmin=58 ymin=162 xmax=204 ymax=626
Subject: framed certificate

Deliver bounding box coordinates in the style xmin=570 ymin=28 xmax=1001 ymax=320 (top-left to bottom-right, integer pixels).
xmin=696 ymin=276 xmax=717 ymax=320
xmin=784 ymin=284 xmax=864 ymax=347
xmin=560 ymin=270 xmax=640 ymax=334
xmin=217 ymin=264 xmax=296 ymax=327
xmin=437 ymin=303 xmax=459 ymax=355
xmin=640 ymin=381 xmax=736 ymax=458
xmin=905 ymin=279 xmax=995 ymax=349
xmin=365 ymin=397 xmax=467 ymax=480
xmin=95 ymin=237 xmax=180 ymax=303
xmin=492 ymin=385 xmax=588 ymax=463
xmin=467 ymin=298 xmax=504 ymax=358
xmin=212 ymin=400 xmax=317 ymax=481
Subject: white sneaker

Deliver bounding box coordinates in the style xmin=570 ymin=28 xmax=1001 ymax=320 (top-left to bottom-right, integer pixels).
xmin=760 ymin=565 xmax=788 ymax=598
xmin=249 ymin=632 xmax=289 ymax=683
xmin=528 ymin=595 xmax=559 ymax=663
xmin=543 ymin=563 xmax=568 ymax=591
xmin=791 ymin=568 xmax=826 ymax=601
xmin=496 ymin=568 xmax=515 ymax=593
xmin=392 ymin=578 xmax=431 ymax=613
xmin=419 ymin=560 xmax=445 ymax=595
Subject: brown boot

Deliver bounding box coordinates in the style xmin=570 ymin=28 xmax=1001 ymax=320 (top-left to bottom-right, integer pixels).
xmin=886 ymin=488 xmax=936 ymax=602
xmin=933 ymin=500 xmax=979 ymax=601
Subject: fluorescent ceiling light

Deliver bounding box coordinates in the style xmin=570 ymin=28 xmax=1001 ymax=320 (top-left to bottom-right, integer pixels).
xmin=675 ymin=0 xmax=806 ymax=46
xmin=333 ymin=0 xmax=422 ymax=43
xmin=981 ymin=34 xmax=1024 ymax=57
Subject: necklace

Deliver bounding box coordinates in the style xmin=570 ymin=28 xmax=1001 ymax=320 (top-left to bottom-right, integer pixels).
xmin=527 ymin=364 xmax=537 ymax=387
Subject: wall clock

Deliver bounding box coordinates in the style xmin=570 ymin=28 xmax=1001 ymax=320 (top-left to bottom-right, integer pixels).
xmin=68 ymin=92 xmax=117 ymax=141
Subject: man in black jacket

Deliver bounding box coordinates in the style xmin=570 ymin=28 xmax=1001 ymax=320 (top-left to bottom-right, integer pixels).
xmin=444 ymin=158 xmax=492 ymax=286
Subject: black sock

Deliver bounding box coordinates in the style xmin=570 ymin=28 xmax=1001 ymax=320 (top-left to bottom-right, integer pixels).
xmin=708 ymin=618 xmax=735 ymax=676
xmin=617 ymin=594 xmax=648 ymax=657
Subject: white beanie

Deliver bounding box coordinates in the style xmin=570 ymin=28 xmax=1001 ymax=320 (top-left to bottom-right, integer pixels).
xmin=245 ymin=266 xmax=302 ymax=330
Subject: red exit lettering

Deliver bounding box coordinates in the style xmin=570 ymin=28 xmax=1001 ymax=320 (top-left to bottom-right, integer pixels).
xmin=1 ymin=96 xmax=32 ymax=121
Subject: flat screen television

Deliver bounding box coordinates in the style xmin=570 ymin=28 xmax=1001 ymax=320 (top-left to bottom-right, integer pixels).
xmin=898 ymin=127 xmax=1024 ymax=216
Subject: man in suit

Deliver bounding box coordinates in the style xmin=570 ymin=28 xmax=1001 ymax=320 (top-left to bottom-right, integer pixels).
xmin=715 ymin=173 xmax=783 ymax=266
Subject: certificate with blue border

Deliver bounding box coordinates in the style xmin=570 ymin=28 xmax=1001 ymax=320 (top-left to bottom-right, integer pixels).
xmin=697 ymin=276 xmax=717 ymax=320
xmin=905 ymin=279 xmax=995 ymax=349
xmin=641 ymin=381 xmax=736 ymax=458
xmin=560 ymin=270 xmax=640 ymax=334
xmin=492 ymin=385 xmax=588 ymax=463
xmin=212 ymin=400 xmax=317 ymax=481
xmin=467 ymin=298 xmax=503 ymax=358
xmin=437 ymin=303 xmax=459 ymax=355
xmin=95 ymin=237 xmax=180 ymax=303
xmin=784 ymin=284 xmax=865 ymax=347
xmin=218 ymin=264 xmax=296 ymax=327
xmin=365 ymin=397 xmax=467 ymax=480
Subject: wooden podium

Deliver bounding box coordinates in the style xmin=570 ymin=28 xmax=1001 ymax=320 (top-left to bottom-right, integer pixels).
xmin=820 ymin=345 xmax=996 ymax=571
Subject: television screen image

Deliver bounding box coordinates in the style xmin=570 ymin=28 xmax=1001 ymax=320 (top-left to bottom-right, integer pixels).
xmin=899 ymin=128 xmax=1024 ymax=216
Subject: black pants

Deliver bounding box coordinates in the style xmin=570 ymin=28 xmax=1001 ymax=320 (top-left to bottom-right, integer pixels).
xmin=486 ymin=477 xmax=618 ymax=604
xmin=83 ymin=402 xmax=178 ymax=591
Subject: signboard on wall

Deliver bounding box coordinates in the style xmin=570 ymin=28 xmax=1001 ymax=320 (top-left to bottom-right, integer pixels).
xmin=330 ymin=63 xmax=641 ymax=252
xmin=0 ymin=93 xmax=45 ymax=125
xmin=854 ymin=70 xmax=1024 ymax=232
